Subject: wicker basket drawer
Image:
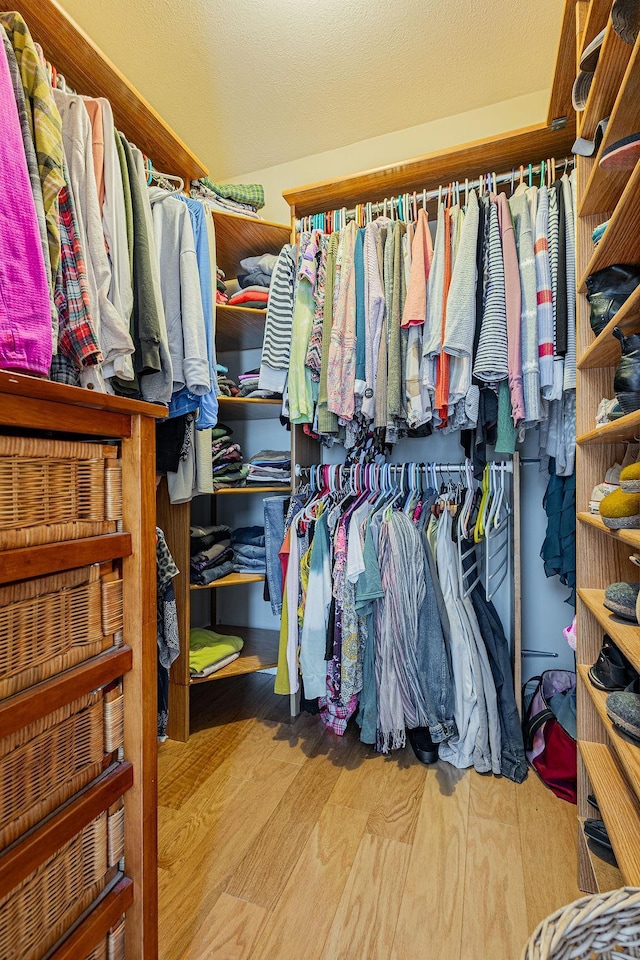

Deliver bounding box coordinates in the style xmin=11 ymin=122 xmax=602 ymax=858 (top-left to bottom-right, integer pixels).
xmin=85 ymin=916 xmax=126 ymax=960
xmin=0 ymin=565 xmax=124 ymax=700
xmin=0 ymin=687 xmax=124 ymax=852
xmin=0 ymin=435 xmax=122 ymax=550
xmin=0 ymin=806 xmax=124 ymax=960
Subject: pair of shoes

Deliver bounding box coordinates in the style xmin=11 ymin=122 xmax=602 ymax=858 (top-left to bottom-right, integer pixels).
xmin=589 ymin=636 xmax=638 ymax=690
xmin=586 ymin=265 xmax=640 ymax=336
xmin=607 ymin=678 xmax=640 ymax=745
xmin=603 ymin=581 xmax=640 ymax=622
xmin=584 ymin=818 xmax=618 ymax=867
xmin=599 ymin=488 xmax=640 ymax=528
xmin=407 ymin=728 xmax=438 ymax=765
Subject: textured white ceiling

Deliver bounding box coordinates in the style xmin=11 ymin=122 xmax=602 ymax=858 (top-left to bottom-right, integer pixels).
xmin=57 ymin=0 xmax=564 ymax=179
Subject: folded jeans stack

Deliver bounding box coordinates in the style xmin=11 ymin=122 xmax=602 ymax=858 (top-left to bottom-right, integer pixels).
xmin=190 ymin=524 xmax=234 ymax=585
xmin=247 ymin=449 xmax=291 ymax=484
xmin=232 ymin=525 xmax=266 ymax=574
xmin=189 ymin=628 xmax=244 ymax=678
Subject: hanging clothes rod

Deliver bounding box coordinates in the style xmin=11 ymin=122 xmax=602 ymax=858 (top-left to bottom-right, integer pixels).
xmin=295 ymin=157 xmax=575 ymax=229
xmin=294 ymin=460 xmax=514 ymax=478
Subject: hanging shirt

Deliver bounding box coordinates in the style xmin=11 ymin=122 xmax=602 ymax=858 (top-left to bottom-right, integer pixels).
xmin=509 ymin=184 xmax=542 ymax=424
xmin=534 ymin=185 xmax=555 ymax=398
xmin=444 ymin=190 xmax=479 ymax=407
xmin=473 ymin=199 xmax=508 ymax=384
xmin=362 ymin=218 xmax=390 ymax=421
xmin=259 ymin=243 xmax=296 ymax=394
xmin=495 ymin=193 xmax=525 ymax=427
xmin=288 ymin=231 xmax=319 ymax=423
xmin=327 ymin=221 xmax=358 ymax=420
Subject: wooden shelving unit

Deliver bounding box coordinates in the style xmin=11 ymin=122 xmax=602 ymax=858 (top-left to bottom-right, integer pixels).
xmin=157 ymin=210 xmax=316 ymax=741
xmin=550 ymin=0 xmax=640 ymax=895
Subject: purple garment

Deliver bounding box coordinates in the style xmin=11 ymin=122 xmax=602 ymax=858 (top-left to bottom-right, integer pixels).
xmin=0 ymin=36 xmax=52 ymax=376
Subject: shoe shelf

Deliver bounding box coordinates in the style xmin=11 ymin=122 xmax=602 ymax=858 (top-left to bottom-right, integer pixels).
xmin=580 ymin=740 xmax=640 ymax=885
xmin=580 ymin=21 xmax=632 ymax=145
xmin=577 ymin=406 xmax=640 ymax=443
xmin=581 ymin=32 xmax=640 ymax=217
xmin=217 ymin=397 xmax=283 ymax=420
xmin=578 ymin=586 xmax=640 ymax=674
xmin=189 ymin=626 xmax=279 ymax=684
xmin=216 ymin=305 xmax=267 ymax=353
xmin=578 ymin=664 xmax=640 ymax=805
xmin=578 ymin=154 xmax=640 ymax=291
xmin=190 ymin=573 xmax=266 ymax=590
xmin=578 ymin=513 xmax=640 ymax=552
xmin=212 ymin=211 xmax=291 ymax=277
xmin=578 ymin=283 xmax=640 ymax=369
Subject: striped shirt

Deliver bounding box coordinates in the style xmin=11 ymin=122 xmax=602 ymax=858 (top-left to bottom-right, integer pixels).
xmin=534 ymin=187 xmax=554 ymax=397
xmin=258 ymin=243 xmax=296 ymax=394
xmin=473 ymin=200 xmax=508 ymax=383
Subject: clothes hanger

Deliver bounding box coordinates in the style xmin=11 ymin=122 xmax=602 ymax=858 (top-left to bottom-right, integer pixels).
xmin=474 ymin=463 xmax=491 ymax=543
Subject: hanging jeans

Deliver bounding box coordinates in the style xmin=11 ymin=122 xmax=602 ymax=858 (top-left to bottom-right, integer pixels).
xmin=264 ymin=496 xmax=288 ymax=615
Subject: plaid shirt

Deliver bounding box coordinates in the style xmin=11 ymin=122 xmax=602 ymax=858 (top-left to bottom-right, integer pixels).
xmin=1 ymin=13 xmax=64 ymax=284
xmin=197 ymin=177 xmax=265 ymax=210
xmin=318 ymin=676 xmax=358 ymax=736
xmin=54 ymin=181 xmax=102 ymax=370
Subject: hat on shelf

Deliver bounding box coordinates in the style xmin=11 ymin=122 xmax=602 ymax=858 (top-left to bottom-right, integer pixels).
xmin=603 ymin=581 xmax=640 ymax=621
xmin=613 ymin=0 xmax=640 ymax=45
xmin=600 ymin=131 xmax=640 ymax=169
xmin=598 ymin=488 xmax=640 ymax=528
xmin=573 ymin=117 xmax=609 ymax=157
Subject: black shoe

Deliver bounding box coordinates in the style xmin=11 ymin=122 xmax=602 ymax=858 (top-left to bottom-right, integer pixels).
xmin=585 ymin=264 xmax=640 ymax=336
xmin=587 ymin=793 xmax=600 ymax=811
xmin=614 ymin=326 xmax=640 ymax=414
xmin=589 ymin=635 xmax=638 ymax=691
xmin=584 ymin=819 xmax=618 ymax=867
xmin=407 ymin=727 xmax=438 ymax=765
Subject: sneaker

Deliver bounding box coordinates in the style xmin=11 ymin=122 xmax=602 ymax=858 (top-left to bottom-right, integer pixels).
xmin=590 ymin=463 xmax=622 ymax=513
xmin=603 ymin=582 xmax=640 ymax=622
xmin=599 ymin=488 xmax=640 ymax=528
xmin=606 ymin=678 xmax=640 ymax=744
xmin=589 ymin=636 xmax=638 ymax=691
xmin=407 ymin=728 xmax=439 ymax=765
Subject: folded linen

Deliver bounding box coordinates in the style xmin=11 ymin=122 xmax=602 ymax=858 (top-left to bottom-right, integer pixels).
xmin=190 ymin=652 xmax=240 ymax=678
xmin=189 ymin=627 xmax=244 ymax=674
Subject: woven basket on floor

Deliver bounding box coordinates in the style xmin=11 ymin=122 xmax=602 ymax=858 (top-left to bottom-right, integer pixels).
xmin=0 ymin=565 xmax=123 ymax=700
xmin=85 ymin=916 xmax=126 ymax=960
xmin=0 ymin=686 xmax=124 ymax=852
xmin=522 ymin=887 xmax=640 ymax=959
xmin=0 ymin=435 xmax=121 ymax=550
xmin=0 ymin=806 xmax=124 ymax=960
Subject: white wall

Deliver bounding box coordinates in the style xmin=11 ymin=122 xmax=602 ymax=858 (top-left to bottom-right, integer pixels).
xmin=227 ymin=90 xmax=549 ymax=223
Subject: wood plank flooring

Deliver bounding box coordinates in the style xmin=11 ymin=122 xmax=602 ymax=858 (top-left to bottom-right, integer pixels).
xmin=158 ymin=673 xmax=584 ymax=960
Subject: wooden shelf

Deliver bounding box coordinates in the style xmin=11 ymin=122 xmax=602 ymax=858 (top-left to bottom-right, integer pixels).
xmin=11 ymin=0 xmax=207 ymax=184
xmin=578 ymin=587 xmax=640 ymax=673
xmin=218 ymin=397 xmax=283 ymax=420
xmin=190 ymin=626 xmax=279 ymax=683
xmin=216 ymin=305 xmax=267 ymax=353
xmin=580 ymin=21 xmax=632 ymax=141
xmin=213 ymin=485 xmax=292 ymax=496
xmin=578 ymin=155 xmax=640 ymax=292
xmin=578 ymin=513 xmax=640 ymax=551
xmin=212 ymin=211 xmax=290 ymax=277
xmin=578 ymin=664 xmax=640 ymax=807
xmin=283 ymin=122 xmax=576 ymax=217
xmin=578 ymin=283 xmax=640 ymax=369
xmin=581 ymin=32 xmax=640 ymax=217
xmin=190 ymin=573 xmax=265 ymax=590
xmin=577 ymin=408 xmax=640 ymax=444
xmin=580 ymin=741 xmax=640 ymax=885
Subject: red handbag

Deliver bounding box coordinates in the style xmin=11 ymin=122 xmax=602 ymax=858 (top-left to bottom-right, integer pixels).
xmin=523 ymin=671 xmax=577 ymax=804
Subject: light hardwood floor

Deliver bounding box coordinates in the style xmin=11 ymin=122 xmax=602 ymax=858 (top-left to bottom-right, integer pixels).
xmin=158 ymin=673 xmax=582 ymax=960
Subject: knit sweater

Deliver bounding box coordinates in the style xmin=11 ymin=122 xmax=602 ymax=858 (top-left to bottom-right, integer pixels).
xmin=258 ymin=243 xmax=296 ymax=393
xmin=509 ymin=184 xmax=542 ymax=424
xmin=534 ymin=186 xmax=555 ymax=398
xmin=473 ymin=200 xmax=508 ymax=383
xmin=496 ymin=193 xmax=525 ymax=426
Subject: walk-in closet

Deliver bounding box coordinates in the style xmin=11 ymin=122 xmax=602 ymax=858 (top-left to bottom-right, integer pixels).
xmin=1 ymin=0 xmax=640 ymax=957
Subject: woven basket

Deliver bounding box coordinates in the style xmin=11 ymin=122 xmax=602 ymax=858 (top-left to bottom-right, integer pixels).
xmin=522 ymin=887 xmax=640 ymax=959
xmin=0 ymin=688 xmax=124 ymax=852
xmin=0 ymin=565 xmax=123 ymax=700
xmin=0 ymin=435 xmax=121 ymax=550
xmin=85 ymin=916 xmax=125 ymax=960
xmin=0 ymin=806 xmax=124 ymax=960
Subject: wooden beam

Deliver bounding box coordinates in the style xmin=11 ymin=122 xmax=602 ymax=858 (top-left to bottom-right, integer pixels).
xmin=547 ymin=0 xmax=579 ymax=128
xmin=0 ymin=533 xmax=132 ymax=585
xmin=0 ymin=371 xmax=166 ymax=420
xmin=283 ymin=123 xmax=576 ymax=217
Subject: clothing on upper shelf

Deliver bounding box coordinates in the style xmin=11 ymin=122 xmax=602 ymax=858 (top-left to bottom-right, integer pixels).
xmin=191 ymin=178 xmax=265 ymax=216
xmin=189 ymin=627 xmax=244 ymax=678
xmin=247 ymin=449 xmax=291 ymax=484
xmin=262 ymin=175 xmax=576 ymax=478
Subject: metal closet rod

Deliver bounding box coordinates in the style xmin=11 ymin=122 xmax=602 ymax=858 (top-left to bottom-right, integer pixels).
xmin=295 ymin=460 xmax=514 ymax=477
xmin=296 ymin=157 xmax=575 ymax=227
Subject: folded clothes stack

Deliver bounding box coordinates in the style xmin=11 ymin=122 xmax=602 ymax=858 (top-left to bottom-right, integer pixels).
xmin=211 ymin=424 xmax=249 ymax=489
xmin=216 ymin=268 xmax=228 ymax=304
xmin=190 ymin=523 xmax=234 ymax=585
xmin=226 ymin=253 xmax=277 ymax=309
xmin=228 ymin=285 xmax=270 ymax=310
xmin=236 ymin=368 xmax=281 ymax=399
xmin=217 ymin=373 xmax=239 ymax=396
xmin=232 ymin=526 xmax=266 ymax=574
xmin=247 ymin=449 xmax=291 ymax=484
xmin=189 ymin=628 xmax=244 ymax=679
xmin=191 ymin=179 xmax=265 ymax=219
